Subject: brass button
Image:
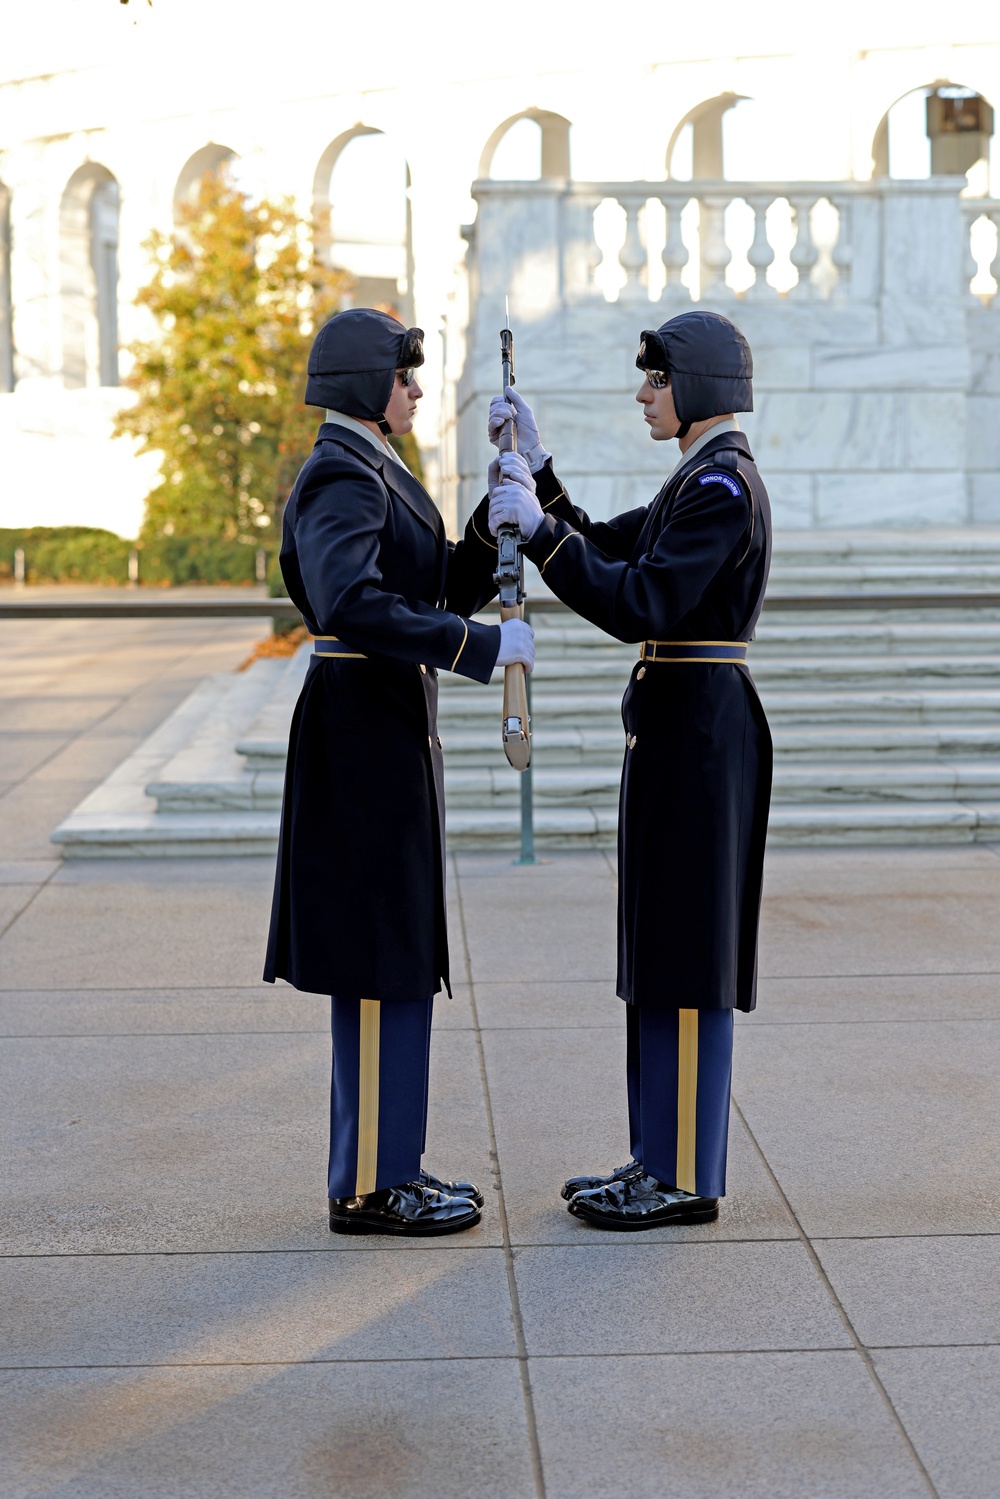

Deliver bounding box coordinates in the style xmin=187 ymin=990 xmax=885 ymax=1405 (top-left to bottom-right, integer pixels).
xmin=637 ymin=666 xmax=646 ymax=680
xmin=428 ymin=736 xmax=433 ymax=748
xmin=629 ymin=734 xmax=638 ymax=749
xmin=419 ymin=663 xmax=427 ymax=674
xmin=436 ymin=735 xmax=443 ymax=749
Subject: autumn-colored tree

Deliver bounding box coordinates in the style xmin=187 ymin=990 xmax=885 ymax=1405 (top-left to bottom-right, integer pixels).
xmin=115 ymin=171 xmax=348 ymax=543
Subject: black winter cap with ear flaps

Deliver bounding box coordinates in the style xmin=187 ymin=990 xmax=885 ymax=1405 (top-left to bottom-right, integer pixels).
xmin=305 ymin=308 xmax=424 ymax=434
xmin=636 ymin=309 xmax=753 ymax=426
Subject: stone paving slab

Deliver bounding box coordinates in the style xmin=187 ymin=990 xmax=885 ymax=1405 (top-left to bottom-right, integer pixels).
xmin=816 ymin=1236 xmax=1000 ymax=1348
xmin=0 ymin=986 xmax=474 ymax=1037
xmin=528 ymin=1352 xmax=929 ymax=1499
xmin=1 ymin=1028 xmax=499 ymax=1254
xmin=474 ymin=978 xmax=621 ymax=1029
xmin=872 ymin=1346 xmax=1000 ymax=1499
xmin=0 ymin=868 xmax=275 ymax=988
xmin=760 ymin=846 xmax=1000 ymax=976
xmin=755 ymin=972 xmax=1000 ymax=1024
xmin=735 ymin=1018 xmax=1000 ymax=1237
xmin=1 ymin=1249 xmax=517 ymax=1364
xmin=0 ymin=1361 xmax=536 ymax=1499
xmin=514 ymin=1242 xmax=849 ymax=1356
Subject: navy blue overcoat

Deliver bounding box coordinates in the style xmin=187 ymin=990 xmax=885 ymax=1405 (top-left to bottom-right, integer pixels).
xmin=526 ymin=430 xmax=773 ymax=1012
xmin=264 ymin=423 xmax=500 ymax=1001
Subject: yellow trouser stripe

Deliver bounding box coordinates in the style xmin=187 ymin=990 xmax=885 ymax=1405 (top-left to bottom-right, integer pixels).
xmin=676 ymin=1009 xmax=699 ymax=1194
xmin=356 ymin=998 xmax=381 ymax=1196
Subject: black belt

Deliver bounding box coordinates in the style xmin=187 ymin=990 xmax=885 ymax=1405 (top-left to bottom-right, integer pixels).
xmin=312 ymin=636 xmax=367 ymax=659
xmin=639 ymin=640 xmax=747 ymax=664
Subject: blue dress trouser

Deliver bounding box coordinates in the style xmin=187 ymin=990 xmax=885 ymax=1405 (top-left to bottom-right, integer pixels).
xmin=626 ymin=1004 xmax=734 ymax=1198
xmin=328 ymin=995 xmax=434 ymax=1199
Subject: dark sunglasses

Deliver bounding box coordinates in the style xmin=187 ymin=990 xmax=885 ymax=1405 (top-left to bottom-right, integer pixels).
xmin=397 ymin=367 xmax=417 ymax=387
xmin=644 ymin=369 xmax=670 ymax=389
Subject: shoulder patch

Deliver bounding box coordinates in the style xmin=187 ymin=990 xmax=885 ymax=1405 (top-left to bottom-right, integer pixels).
xmin=698 ymin=472 xmax=742 ymax=497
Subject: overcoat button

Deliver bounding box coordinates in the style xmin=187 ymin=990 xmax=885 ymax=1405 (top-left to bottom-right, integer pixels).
xmin=436 ymin=735 xmax=443 ymax=748
xmin=419 ymin=663 xmax=427 ymax=674
xmin=630 ymin=735 xmax=638 ymax=749
xmin=428 ymin=736 xmax=433 ymax=748
xmin=637 ymin=666 xmax=646 ymax=680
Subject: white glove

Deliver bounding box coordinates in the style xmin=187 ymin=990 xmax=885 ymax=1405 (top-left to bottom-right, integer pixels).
xmin=495 ymin=618 xmax=535 ymax=672
xmin=487 ymin=387 xmax=551 ymax=472
xmin=489 ymin=480 xmax=544 ymax=541
xmin=487 ymin=449 xmax=536 ymax=495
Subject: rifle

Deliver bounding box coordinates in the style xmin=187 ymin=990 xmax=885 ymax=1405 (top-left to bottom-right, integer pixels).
xmin=494 ymin=304 xmax=531 ymax=771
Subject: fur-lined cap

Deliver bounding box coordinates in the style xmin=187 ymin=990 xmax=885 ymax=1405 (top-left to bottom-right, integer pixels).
xmin=636 ymin=310 xmax=752 ymax=421
xmin=305 ymin=308 xmax=424 ymax=420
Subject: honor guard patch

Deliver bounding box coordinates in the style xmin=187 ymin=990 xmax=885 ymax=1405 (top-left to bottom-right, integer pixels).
xmin=698 ymin=472 xmax=742 ymax=497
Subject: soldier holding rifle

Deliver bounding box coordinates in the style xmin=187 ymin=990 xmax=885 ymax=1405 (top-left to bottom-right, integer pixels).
xmin=264 ymin=308 xmax=535 ymax=1236
xmin=487 ymin=310 xmax=772 ymax=1229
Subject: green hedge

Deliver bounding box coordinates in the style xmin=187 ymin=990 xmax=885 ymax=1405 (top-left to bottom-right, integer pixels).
xmin=0 ymin=528 xmax=275 ymax=587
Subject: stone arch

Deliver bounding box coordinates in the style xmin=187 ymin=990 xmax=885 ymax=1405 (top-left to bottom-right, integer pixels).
xmin=478 ymin=109 xmax=571 ymax=180
xmin=666 ymin=93 xmax=748 ymax=179
xmin=60 ymin=162 xmax=120 ymax=389
xmin=0 ymin=181 xmax=12 ymax=393
xmin=872 ymin=81 xmax=995 ymax=181
xmin=173 ymin=142 xmax=236 ymax=218
xmin=312 ymin=126 xmax=414 ymax=322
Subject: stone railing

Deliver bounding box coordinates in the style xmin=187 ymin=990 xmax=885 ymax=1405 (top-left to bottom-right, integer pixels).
xmin=469 ymin=176 xmax=999 ymax=310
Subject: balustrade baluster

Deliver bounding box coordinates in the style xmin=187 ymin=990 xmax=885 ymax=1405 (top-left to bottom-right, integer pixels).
xmin=990 ymin=209 xmax=1000 ymax=306
xmin=745 ymin=195 xmax=775 ymax=299
xmin=830 ymin=195 xmax=853 ymax=299
xmin=699 ymin=194 xmax=732 ymax=298
xmin=789 ymin=195 xmax=819 ymax=298
xmin=964 ymin=205 xmax=982 ymax=297
xmin=618 ymin=196 xmax=647 ymax=302
xmin=660 ymin=195 xmax=689 ymax=302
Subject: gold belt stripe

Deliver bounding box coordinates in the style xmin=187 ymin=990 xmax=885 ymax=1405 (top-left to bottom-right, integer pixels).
xmin=355 ymin=998 xmax=381 ymax=1196
xmin=675 ymin=1008 xmax=699 ymax=1195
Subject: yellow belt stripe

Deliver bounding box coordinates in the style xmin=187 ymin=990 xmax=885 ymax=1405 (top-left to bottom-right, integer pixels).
xmin=355 ymin=998 xmax=381 ymax=1196
xmin=676 ymin=1009 xmax=699 ymax=1194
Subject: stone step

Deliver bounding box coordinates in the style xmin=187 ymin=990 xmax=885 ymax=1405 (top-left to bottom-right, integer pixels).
xmin=439 ymin=760 xmax=1000 ymax=811
xmin=768 ymin=528 xmax=1000 ymax=566
xmin=51 ymin=795 xmax=1000 ymax=857
xmin=439 ymin=685 xmax=1000 ymax=730
xmin=152 ymin=747 xmax=1000 ymax=816
xmin=438 ymin=655 xmax=1000 ymax=697
xmin=534 ymin=618 xmax=1000 ymax=655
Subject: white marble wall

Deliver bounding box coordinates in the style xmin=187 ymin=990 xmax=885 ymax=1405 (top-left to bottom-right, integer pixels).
xmin=456 ymin=178 xmax=1000 ymax=533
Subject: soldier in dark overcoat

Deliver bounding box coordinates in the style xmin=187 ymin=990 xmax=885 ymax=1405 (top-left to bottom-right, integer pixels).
xmin=486 ymin=310 xmax=772 ymax=1229
xmin=264 ymin=308 xmax=535 ymax=1236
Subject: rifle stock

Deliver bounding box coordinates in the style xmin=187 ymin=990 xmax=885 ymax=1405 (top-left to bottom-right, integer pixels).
xmin=496 ymin=306 xmax=531 ymax=771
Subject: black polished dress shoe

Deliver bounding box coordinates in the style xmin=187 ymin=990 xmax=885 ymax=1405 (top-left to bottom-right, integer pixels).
xmin=567 ymin=1172 xmax=719 ymax=1230
xmin=560 ymin=1158 xmax=643 ymax=1201
xmin=419 ymin=1168 xmax=485 ymax=1209
xmin=329 ymin=1181 xmax=482 ymax=1237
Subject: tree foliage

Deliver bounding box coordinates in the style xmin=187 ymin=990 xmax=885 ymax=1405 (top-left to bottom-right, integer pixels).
xmin=115 ymin=171 xmax=348 ymax=542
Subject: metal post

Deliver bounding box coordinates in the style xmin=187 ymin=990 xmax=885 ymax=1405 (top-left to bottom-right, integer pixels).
xmin=514 ymin=611 xmax=537 ymax=865
xmin=13 ymin=547 xmax=25 ymax=587
xmin=255 ymin=547 xmax=267 ymax=583
xmin=127 ymin=549 xmax=139 ymax=587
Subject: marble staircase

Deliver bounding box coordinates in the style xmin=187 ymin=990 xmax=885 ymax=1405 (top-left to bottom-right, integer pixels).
xmin=50 ymin=530 xmax=1000 ymax=855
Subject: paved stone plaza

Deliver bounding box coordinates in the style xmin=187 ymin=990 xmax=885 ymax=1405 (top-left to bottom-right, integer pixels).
xmin=1 ymin=617 xmax=999 ymax=1498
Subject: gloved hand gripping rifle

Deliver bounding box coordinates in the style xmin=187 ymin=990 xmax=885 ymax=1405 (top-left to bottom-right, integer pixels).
xmin=494 ymin=311 xmax=531 ymax=771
